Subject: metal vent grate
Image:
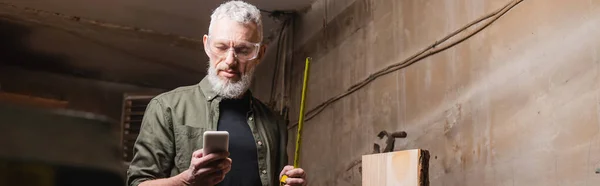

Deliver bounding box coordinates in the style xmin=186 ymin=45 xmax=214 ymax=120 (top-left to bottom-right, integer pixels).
xmin=120 ymin=94 xmax=155 ymax=162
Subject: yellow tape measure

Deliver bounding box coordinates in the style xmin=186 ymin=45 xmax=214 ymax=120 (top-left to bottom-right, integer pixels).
xmin=280 ymin=57 xmax=311 ymax=185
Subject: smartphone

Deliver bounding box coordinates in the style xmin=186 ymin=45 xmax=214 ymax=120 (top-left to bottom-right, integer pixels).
xmin=202 ymin=131 xmax=229 ymax=155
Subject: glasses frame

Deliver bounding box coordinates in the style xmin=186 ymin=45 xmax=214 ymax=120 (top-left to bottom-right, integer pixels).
xmin=205 ymin=35 xmax=262 ymax=61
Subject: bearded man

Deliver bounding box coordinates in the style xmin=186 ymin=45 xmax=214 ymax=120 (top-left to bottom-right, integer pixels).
xmin=126 ymin=1 xmax=307 ymax=186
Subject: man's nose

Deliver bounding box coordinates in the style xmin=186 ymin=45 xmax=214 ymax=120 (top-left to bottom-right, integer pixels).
xmin=224 ymin=49 xmax=237 ymax=66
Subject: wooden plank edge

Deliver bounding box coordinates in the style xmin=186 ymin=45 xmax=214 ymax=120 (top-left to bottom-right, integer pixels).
xmin=418 ymin=149 xmax=430 ymax=186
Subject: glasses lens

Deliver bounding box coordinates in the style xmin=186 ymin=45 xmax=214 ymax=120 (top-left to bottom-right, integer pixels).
xmin=208 ymin=38 xmax=230 ymax=56
xmin=208 ymin=37 xmax=259 ymax=61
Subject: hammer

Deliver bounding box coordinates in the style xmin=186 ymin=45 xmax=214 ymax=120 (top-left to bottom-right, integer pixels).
xmin=373 ymin=130 xmax=407 ymax=153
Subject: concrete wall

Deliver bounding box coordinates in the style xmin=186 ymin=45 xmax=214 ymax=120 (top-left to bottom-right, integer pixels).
xmin=0 ymin=66 xmax=164 ymax=123
xmin=275 ymin=0 xmax=600 ymax=185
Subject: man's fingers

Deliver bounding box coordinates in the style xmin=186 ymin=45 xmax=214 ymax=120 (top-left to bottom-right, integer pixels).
xmin=201 ymin=151 xmax=230 ymax=161
xmin=285 ymin=168 xmax=306 ymax=178
xmin=284 ymin=178 xmax=306 ymax=186
xmin=192 ymin=159 xmax=230 ymax=184
xmin=219 ymin=158 xmax=232 ymax=171
xmin=280 ymin=165 xmax=294 ymax=178
xmin=194 ymin=152 xmax=230 ymax=168
xmin=192 ymin=158 xmax=229 ymax=171
xmin=222 ymin=164 xmax=232 ymax=174
xmin=281 ymin=167 xmax=306 ymax=186
xmin=189 ymin=157 xmax=205 ymax=171
xmin=192 ymin=149 xmax=204 ymax=158
xmin=282 ymin=165 xmax=294 ymax=171
xmin=221 ymin=159 xmax=232 ymax=174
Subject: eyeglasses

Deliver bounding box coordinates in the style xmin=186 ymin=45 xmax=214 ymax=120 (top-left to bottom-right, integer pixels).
xmin=205 ymin=35 xmax=261 ymax=61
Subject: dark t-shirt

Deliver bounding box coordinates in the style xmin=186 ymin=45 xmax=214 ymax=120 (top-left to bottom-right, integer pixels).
xmin=216 ymin=94 xmax=262 ymax=186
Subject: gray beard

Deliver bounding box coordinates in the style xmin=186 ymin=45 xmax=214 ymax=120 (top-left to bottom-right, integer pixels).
xmin=207 ymin=63 xmax=254 ymax=99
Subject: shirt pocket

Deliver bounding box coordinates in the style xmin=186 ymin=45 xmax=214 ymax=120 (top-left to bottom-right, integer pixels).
xmin=173 ymin=125 xmax=206 ymax=172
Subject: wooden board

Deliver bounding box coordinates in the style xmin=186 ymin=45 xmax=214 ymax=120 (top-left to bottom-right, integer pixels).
xmin=0 ymin=92 xmax=68 ymax=109
xmin=362 ymin=149 xmax=429 ymax=186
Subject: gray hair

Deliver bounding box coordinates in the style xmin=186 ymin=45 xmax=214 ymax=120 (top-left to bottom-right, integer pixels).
xmin=209 ymin=1 xmax=263 ymax=41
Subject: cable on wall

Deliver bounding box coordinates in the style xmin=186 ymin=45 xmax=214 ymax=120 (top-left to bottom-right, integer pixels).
xmin=288 ymin=0 xmax=524 ymax=130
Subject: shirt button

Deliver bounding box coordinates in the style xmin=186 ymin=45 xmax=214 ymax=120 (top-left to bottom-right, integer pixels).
xmin=257 ymin=141 xmax=263 ymax=146
xmin=249 ymin=117 xmax=254 ymax=121
xmin=262 ymin=170 xmax=267 ymax=174
xmin=207 ymin=96 xmax=212 ymax=99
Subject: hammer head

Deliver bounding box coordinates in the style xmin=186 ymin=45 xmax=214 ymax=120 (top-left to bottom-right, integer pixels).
xmin=374 ymin=130 xmax=408 ymax=153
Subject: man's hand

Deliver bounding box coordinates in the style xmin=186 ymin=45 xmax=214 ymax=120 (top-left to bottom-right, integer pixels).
xmin=279 ymin=165 xmax=307 ymax=186
xmin=182 ymin=149 xmax=232 ymax=186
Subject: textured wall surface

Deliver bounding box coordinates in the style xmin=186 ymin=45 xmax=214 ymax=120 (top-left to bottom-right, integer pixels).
xmin=264 ymin=0 xmax=600 ymax=185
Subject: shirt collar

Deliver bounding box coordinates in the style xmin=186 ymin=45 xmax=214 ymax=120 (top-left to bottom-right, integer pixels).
xmin=200 ymin=77 xmax=218 ymax=101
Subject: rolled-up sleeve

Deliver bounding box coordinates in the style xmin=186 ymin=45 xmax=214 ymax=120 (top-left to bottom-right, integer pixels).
xmin=127 ymin=99 xmax=175 ymax=186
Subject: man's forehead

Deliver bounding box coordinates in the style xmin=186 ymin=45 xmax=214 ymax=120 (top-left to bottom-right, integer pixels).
xmin=210 ymin=18 xmax=261 ymax=43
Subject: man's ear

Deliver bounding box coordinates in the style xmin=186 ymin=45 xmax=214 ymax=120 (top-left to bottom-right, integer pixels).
xmin=203 ymin=35 xmax=210 ymax=56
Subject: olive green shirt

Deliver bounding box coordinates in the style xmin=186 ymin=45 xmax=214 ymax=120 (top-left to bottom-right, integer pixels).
xmin=127 ymin=77 xmax=288 ymax=186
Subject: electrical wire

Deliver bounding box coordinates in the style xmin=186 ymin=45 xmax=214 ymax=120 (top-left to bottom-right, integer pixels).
xmin=288 ymin=0 xmax=524 ymax=129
